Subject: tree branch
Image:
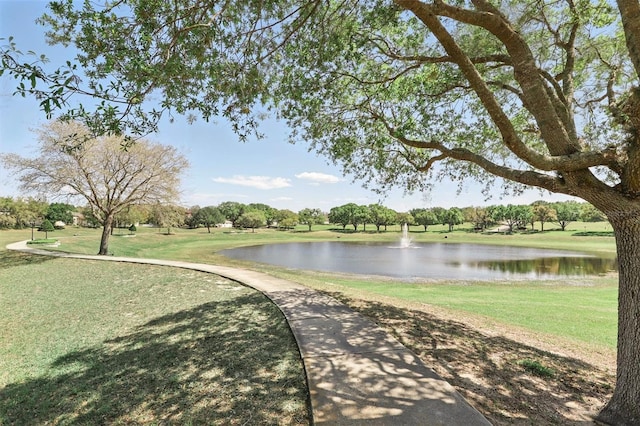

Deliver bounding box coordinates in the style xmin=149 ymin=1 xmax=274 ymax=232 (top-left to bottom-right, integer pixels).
xmin=368 ymin=102 xmax=619 ymax=178
xmin=616 ymin=0 xmax=640 ymax=79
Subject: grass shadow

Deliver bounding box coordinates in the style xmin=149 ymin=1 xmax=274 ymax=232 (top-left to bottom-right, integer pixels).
xmin=572 ymin=231 xmax=615 ymax=237
xmin=0 ymin=294 xmax=309 ymax=425
xmin=0 ymin=250 xmax=56 ymax=269
xmin=324 ymin=292 xmax=613 ymax=425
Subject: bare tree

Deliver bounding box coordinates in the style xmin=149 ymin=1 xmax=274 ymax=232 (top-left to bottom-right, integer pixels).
xmin=2 ymin=121 xmax=188 ymax=254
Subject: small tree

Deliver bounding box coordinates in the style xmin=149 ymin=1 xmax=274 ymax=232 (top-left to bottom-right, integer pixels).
xmin=247 ymin=203 xmax=277 ymax=227
xmin=0 ymin=214 xmax=17 ymax=230
xmin=414 ymin=209 xmax=438 ymax=231
xmin=194 ymin=206 xmax=225 ymax=233
xmin=369 ymin=204 xmax=397 ymax=232
xmin=151 ymin=204 xmax=185 ymax=235
xmin=38 ymin=219 xmax=55 ymax=239
xmin=115 ymin=205 xmax=147 ymax=231
xmin=517 ymin=205 xmax=534 ymax=231
xmin=328 ymin=205 xmax=351 ymax=230
xmin=443 ymin=208 xmax=464 ymax=232
xmin=533 ymin=204 xmax=557 ymax=232
xmin=238 ymin=210 xmax=266 ymax=232
xmin=430 ymin=208 xmax=447 ymax=226
xmin=218 ymin=201 xmax=247 ymax=228
xmin=468 ymin=207 xmax=492 ymax=231
xmin=581 ymin=203 xmax=607 ymax=223
xmin=350 ymin=204 xmax=370 ymax=231
xmin=298 ymin=208 xmax=324 ymax=231
xmin=45 ymin=202 xmax=74 ymax=225
xmin=554 ymin=202 xmax=581 ymax=231
xmin=395 ymin=212 xmax=414 ymax=229
xmin=275 ymin=209 xmax=298 ymax=229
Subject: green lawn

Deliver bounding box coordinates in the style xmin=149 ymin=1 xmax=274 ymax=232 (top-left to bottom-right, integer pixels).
xmin=1 ymin=223 xmax=618 ymax=424
xmin=0 ymin=231 xmax=308 ymax=425
xmin=298 ymin=276 xmax=618 ymax=349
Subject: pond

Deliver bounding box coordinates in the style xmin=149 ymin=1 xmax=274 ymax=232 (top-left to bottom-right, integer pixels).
xmin=221 ymin=241 xmax=618 ymax=281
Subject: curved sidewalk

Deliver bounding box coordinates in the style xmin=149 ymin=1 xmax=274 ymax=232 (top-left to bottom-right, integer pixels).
xmin=7 ymin=241 xmax=490 ymax=425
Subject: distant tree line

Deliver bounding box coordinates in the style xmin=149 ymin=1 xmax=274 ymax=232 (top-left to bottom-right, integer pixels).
xmin=0 ymin=196 xmax=607 ymax=234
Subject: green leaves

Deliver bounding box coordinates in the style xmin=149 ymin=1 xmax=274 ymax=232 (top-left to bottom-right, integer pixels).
xmin=2 ymin=0 xmax=638 ymax=202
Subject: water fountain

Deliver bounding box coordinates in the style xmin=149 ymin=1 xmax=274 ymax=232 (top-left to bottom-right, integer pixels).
xmin=399 ymin=223 xmax=412 ymax=248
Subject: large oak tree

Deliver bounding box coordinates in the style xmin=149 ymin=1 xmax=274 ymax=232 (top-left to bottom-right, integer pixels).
xmin=2 ymin=0 xmax=640 ymax=423
xmin=2 ymin=121 xmax=188 ymax=254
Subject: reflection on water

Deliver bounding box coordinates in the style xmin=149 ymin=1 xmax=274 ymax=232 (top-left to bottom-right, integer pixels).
xmin=455 ymin=257 xmax=618 ymax=277
xmin=222 ymin=242 xmax=617 ymax=281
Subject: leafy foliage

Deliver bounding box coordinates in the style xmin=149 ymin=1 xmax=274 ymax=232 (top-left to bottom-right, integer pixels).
xmin=45 ymin=202 xmax=75 ymax=225
xmin=38 ymin=219 xmax=55 ymax=239
xmin=298 ymin=208 xmax=325 ymax=231
xmin=192 ymin=206 xmax=225 ymax=233
xmin=4 ymin=0 xmax=639 ymax=211
xmin=517 ymin=359 xmax=556 ymax=378
xmin=237 ymin=210 xmax=266 ymax=232
xmin=0 ymin=197 xmax=47 ymax=229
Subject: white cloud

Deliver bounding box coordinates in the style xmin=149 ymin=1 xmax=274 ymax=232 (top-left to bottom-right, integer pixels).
xmin=212 ymin=175 xmax=292 ymax=190
xmin=183 ymin=192 xmax=249 ymax=205
xmin=295 ymin=172 xmax=341 ymax=184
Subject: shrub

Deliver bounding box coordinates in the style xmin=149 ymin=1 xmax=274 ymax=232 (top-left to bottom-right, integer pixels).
xmin=517 ymin=359 xmax=555 ymax=378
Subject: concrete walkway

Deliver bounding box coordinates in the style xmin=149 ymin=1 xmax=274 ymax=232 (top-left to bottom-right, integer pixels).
xmin=7 ymin=241 xmax=491 ymax=425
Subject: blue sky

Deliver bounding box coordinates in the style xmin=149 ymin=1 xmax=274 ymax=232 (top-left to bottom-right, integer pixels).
xmin=0 ymin=0 xmax=576 ymax=212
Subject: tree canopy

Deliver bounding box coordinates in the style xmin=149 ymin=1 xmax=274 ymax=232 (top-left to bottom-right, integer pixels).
xmin=298 ymin=207 xmax=325 ymax=231
xmin=193 ymin=206 xmax=225 ymax=233
xmin=45 ymin=202 xmax=75 ymax=225
xmin=3 ymin=0 xmax=640 ymax=422
xmin=38 ymin=219 xmax=55 ymax=239
xmin=2 ymin=0 xmax=637 ymax=210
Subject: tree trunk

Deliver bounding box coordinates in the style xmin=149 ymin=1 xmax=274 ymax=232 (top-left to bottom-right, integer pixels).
xmin=98 ymin=215 xmax=114 ymax=255
xmin=596 ymin=214 xmax=640 ymax=425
